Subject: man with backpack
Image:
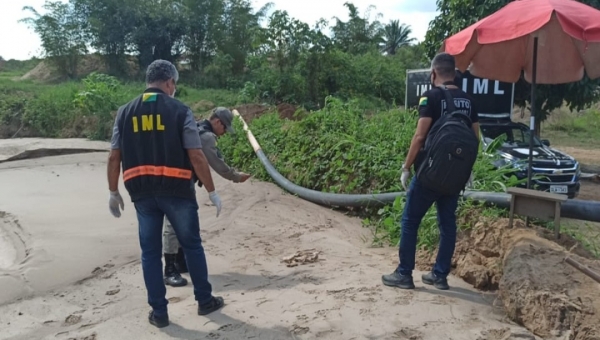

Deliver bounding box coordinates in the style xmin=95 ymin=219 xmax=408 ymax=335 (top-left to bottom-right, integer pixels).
xmin=162 ymin=107 xmax=252 ymax=287
xmin=382 ymin=52 xmax=480 ymax=290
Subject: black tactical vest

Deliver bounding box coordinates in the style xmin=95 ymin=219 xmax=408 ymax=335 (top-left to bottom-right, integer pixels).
xmin=116 ymin=88 xmax=196 ymax=201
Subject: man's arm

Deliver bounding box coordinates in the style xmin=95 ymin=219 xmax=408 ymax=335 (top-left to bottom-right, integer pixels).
xmin=182 ymin=108 xmax=216 ymax=192
xmin=107 ymin=150 xmax=121 ymax=191
xmin=469 ymin=96 xmax=481 ymax=141
xmin=472 ymin=122 xmax=480 ymax=141
xmin=404 ymin=91 xmax=434 ymax=170
xmin=200 ymin=133 xmax=242 ymax=182
xmin=404 ymin=117 xmax=432 ymax=170
xmin=107 ymin=110 xmax=122 ymax=191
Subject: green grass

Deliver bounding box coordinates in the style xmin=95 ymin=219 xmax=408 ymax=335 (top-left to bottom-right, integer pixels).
xmin=563 ymin=220 xmax=600 ymax=258
xmin=0 ymin=73 xmax=239 ymax=139
xmin=542 ymin=107 xmax=600 ymax=148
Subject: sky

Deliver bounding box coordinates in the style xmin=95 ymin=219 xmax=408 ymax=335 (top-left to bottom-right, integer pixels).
xmin=0 ymin=0 xmax=439 ymax=61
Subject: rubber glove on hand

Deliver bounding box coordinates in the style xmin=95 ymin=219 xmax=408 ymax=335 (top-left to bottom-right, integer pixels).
xmin=209 ymin=191 xmax=222 ymax=217
xmin=109 ymin=190 xmax=124 ymax=218
xmin=400 ymin=166 xmax=411 ymax=191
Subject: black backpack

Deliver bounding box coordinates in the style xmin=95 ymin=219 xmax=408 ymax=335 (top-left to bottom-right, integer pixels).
xmin=415 ymin=86 xmax=479 ymax=195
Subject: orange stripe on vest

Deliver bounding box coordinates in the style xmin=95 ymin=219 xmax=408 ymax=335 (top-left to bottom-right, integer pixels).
xmin=123 ymin=165 xmax=193 ymax=181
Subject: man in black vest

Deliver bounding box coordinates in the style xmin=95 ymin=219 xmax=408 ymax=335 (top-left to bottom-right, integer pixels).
xmin=382 ymin=53 xmax=480 ymax=291
xmin=106 ymin=59 xmax=225 ymax=328
xmin=162 ymin=107 xmax=251 ymax=287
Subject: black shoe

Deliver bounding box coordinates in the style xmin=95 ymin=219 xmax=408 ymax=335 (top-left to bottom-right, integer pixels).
xmin=148 ymin=310 xmax=169 ymax=328
xmin=164 ymin=253 xmax=188 ymax=287
xmin=382 ymin=271 xmax=415 ymax=289
xmin=198 ymin=296 xmax=225 ymax=315
xmin=422 ymin=271 xmax=450 ymax=290
xmin=175 ymin=247 xmax=188 ymax=273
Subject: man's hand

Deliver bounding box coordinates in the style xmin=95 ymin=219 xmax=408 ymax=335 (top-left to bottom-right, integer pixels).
xmin=239 ymin=173 xmax=252 ymax=183
xmin=109 ymin=190 xmax=124 ymax=217
xmin=209 ymin=191 xmax=222 ymax=217
xmin=400 ymin=166 xmax=411 ymax=191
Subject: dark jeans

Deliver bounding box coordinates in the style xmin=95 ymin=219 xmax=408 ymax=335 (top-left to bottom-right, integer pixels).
xmin=134 ymin=196 xmax=213 ymax=316
xmin=397 ymin=177 xmax=460 ymax=277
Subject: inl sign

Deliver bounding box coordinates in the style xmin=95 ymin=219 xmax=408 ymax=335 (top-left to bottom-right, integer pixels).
xmin=464 ymin=79 xmax=504 ymax=95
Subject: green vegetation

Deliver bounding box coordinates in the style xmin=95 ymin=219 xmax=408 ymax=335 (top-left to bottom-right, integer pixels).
xmin=15 ymin=0 xmax=424 ymax=109
xmin=0 ymin=73 xmax=238 ymax=139
xmin=542 ymin=108 xmax=600 ymax=147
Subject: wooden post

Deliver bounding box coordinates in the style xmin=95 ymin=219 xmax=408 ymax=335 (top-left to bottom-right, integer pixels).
xmin=508 ymin=194 xmax=515 ymax=228
xmin=506 ymin=187 xmax=567 ymax=239
xmin=555 ymin=201 xmax=561 ymax=239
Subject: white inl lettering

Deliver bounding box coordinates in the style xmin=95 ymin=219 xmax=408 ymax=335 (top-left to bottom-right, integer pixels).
xmin=418 ymin=84 xmax=430 ymax=96
xmin=494 ymin=81 xmax=504 ymax=95
xmin=474 ymin=79 xmax=488 ymax=94
xmin=462 ymin=78 xmax=468 ymax=92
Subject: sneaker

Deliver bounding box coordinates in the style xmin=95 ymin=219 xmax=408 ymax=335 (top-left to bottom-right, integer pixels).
xmin=198 ymin=296 xmax=225 ymax=316
xmin=422 ymin=271 xmax=449 ymax=290
xmin=148 ymin=310 xmax=169 ymax=328
xmin=381 ymin=271 xmax=415 ymax=289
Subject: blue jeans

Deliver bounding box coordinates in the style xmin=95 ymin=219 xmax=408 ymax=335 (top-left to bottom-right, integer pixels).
xmin=397 ymin=177 xmax=459 ymax=278
xmin=134 ymin=196 xmax=213 ymax=316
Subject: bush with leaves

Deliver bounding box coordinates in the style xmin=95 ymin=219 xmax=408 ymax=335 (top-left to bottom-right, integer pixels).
xmin=73 ymin=72 xmax=138 ymax=139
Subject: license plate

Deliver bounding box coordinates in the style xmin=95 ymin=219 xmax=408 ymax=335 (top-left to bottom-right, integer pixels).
xmin=550 ymin=185 xmax=568 ymax=194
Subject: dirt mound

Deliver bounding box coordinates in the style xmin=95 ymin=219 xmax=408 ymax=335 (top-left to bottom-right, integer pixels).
xmin=418 ymin=218 xmax=600 ymax=339
xmin=20 ymin=54 xmax=139 ymax=82
xmin=234 ymin=104 xmax=272 ymax=123
xmin=234 ymin=103 xmax=304 ymax=123
xmin=277 ymin=103 xmax=300 ymax=120
xmin=191 ymin=100 xmax=215 ymax=113
xmin=500 ymin=239 xmax=600 ymax=339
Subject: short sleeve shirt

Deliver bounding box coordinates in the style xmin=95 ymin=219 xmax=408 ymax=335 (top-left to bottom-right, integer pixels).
xmin=418 ymin=86 xmax=479 ymax=127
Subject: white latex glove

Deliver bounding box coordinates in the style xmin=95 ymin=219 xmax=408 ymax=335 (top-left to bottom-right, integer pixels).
xmin=209 ymin=191 xmax=222 ymax=217
xmin=467 ymin=172 xmax=474 ymax=189
xmin=400 ymin=166 xmax=410 ymax=191
xmin=109 ymin=190 xmax=124 ymax=218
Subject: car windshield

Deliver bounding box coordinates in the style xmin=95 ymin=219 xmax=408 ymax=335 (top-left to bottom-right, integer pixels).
xmin=481 ymin=125 xmax=542 ymax=148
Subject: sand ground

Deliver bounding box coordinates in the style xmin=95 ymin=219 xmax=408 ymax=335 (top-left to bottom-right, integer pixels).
xmin=0 ymin=139 xmax=549 ymax=340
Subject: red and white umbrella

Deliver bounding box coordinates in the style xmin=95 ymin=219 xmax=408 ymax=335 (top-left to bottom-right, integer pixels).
xmin=441 ymin=0 xmax=600 ymax=189
xmin=442 ymin=0 xmax=600 ymax=84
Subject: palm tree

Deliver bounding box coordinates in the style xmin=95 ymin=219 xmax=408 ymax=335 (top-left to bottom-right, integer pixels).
xmin=380 ymin=20 xmax=415 ymax=55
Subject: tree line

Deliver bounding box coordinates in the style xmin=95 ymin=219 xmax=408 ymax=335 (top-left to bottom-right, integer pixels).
xmin=18 ymin=0 xmax=600 ymax=128
xmin=19 ymin=0 xmax=424 ymax=109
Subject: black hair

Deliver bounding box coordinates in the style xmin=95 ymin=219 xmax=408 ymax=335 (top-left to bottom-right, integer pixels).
xmin=431 ymin=52 xmax=456 ymax=79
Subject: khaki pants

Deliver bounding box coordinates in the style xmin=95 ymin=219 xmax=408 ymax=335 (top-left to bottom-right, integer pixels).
xmin=162 ymin=217 xmax=180 ymax=254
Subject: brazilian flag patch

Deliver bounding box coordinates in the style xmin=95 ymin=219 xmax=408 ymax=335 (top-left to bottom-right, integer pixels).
xmin=142 ymin=93 xmax=157 ymax=102
xmin=418 ymin=96 xmax=428 ymax=106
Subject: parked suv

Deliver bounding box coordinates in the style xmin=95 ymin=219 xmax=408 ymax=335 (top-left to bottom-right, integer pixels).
xmin=480 ymin=120 xmax=581 ymax=198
